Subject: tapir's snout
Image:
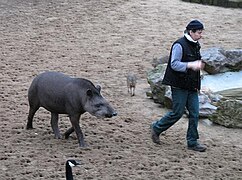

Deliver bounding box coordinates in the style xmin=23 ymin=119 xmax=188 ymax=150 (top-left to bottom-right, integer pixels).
xmin=105 ymin=112 xmax=117 ymax=118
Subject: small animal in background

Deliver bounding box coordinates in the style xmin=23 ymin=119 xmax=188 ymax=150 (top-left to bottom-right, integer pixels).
xmin=65 ymin=159 xmax=81 ymax=180
xmin=126 ymin=73 xmax=137 ymax=96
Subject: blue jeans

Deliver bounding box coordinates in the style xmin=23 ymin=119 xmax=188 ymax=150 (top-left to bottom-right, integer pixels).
xmin=152 ymin=87 xmax=199 ymax=147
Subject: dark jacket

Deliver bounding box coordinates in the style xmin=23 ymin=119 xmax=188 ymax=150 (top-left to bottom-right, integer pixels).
xmin=162 ymin=36 xmax=201 ymax=91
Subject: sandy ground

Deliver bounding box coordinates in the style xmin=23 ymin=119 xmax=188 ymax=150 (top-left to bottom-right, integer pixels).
xmin=1 ymin=0 xmax=242 ymax=179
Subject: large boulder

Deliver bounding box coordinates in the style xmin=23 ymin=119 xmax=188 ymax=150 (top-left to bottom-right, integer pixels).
xmin=209 ymin=99 xmax=242 ymax=128
xmin=202 ymin=71 xmax=242 ymax=100
xmin=146 ymin=64 xmax=172 ymax=108
xmin=201 ymin=48 xmax=242 ymax=74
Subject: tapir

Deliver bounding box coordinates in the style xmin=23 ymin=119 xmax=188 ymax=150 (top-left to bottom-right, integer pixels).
xmin=26 ymin=71 xmax=117 ymax=147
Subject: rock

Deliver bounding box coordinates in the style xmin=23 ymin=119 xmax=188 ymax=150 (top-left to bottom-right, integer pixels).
xmin=181 ymin=0 xmax=242 ymax=9
xmin=201 ymin=48 xmax=227 ymax=74
xmin=209 ymin=99 xmax=242 ymax=128
xmin=201 ymin=71 xmax=242 ymax=100
xmin=146 ymin=64 xmax=172 ymax=107
xmin=151 ymin=55 xmax=169 ymax=68
xmin=201 ymin=119 xmax=213 ymax=126
xmin=198 ymin=91 xmax=218 ymax=117
xmin=151 ymin=57 xmax=162 ymax=68
xmin=201 ymin=48 xmax=242 ymax=74
xmin=224 ymin=49 xmax=242 ymax=71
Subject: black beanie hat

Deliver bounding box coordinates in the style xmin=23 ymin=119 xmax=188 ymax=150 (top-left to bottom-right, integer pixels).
xmin=186 ymin=20 xmax=204 ymax=30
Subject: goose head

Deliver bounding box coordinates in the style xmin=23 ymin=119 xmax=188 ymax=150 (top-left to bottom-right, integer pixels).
xmin=66 ymin=159 xmax=81 ymax=180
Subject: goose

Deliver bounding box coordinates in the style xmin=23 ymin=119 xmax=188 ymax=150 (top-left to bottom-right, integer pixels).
xmin=66 ymin=159 xmax=81 ymax=180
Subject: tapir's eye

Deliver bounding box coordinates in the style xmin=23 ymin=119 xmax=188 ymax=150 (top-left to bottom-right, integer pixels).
xmin=95 ymin=103 xmax=103 ymax=108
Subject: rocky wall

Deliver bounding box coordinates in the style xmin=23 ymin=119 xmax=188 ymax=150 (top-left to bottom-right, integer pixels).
xmin=181 ymin=0 xmax=242 ymax=8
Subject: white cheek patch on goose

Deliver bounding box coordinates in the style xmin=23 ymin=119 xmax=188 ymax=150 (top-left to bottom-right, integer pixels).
xmin=68 ymin=161 xmax=75 ymax=167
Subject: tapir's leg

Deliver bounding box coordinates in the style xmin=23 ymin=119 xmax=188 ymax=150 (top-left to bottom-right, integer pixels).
xmin=26 ymin=104 xmax=40 ymax=129
xmin=51 ymin=113 xmax=61 ymax=139
xmin=69 ymin=114 xmax=86 ymax=147
xmin=64 ymin=127 xmax=74 ymax=139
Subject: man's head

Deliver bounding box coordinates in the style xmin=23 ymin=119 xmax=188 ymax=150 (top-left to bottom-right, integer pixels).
xmin=185 ymin=20 xmax=204 ymax=41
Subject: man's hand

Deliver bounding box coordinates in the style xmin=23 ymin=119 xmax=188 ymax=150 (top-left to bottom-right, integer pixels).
xmin=187 ymin=60 xmax=205 ymax=71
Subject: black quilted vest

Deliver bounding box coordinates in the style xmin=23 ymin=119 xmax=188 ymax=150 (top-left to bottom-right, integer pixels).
xmin=162 ymin=36 xmax=201 ymax=91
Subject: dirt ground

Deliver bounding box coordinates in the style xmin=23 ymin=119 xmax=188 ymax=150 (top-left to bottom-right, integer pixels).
xmin=1 ymin=0 xmax=242 ymax=179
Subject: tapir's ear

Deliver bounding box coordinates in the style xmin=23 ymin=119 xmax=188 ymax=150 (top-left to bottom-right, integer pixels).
xmin=86 ymin=89 xmax=93 ymax=97
xmin=96 ymin=85 xmax=101 ymax=93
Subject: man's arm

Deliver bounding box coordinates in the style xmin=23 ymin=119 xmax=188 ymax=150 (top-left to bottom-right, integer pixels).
xmin=171 ymin=43 xmax=204 ymax=72
xmin=170 ymin=43 xmax=187 ymax=72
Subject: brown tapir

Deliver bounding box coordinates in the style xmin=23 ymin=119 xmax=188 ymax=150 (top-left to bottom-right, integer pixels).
xmin=26 ymin=71 xmax=117 ymax=147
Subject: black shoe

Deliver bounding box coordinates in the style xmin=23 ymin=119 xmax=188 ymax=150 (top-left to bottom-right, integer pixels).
xmin=188 ymin=144 xmax=207 ymax=152
xmin=150 ymin=124 xmax=161 ymax=144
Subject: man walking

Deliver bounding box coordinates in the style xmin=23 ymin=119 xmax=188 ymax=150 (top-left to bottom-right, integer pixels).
xmin=150 ymin=20 xmax=207 ymax=152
